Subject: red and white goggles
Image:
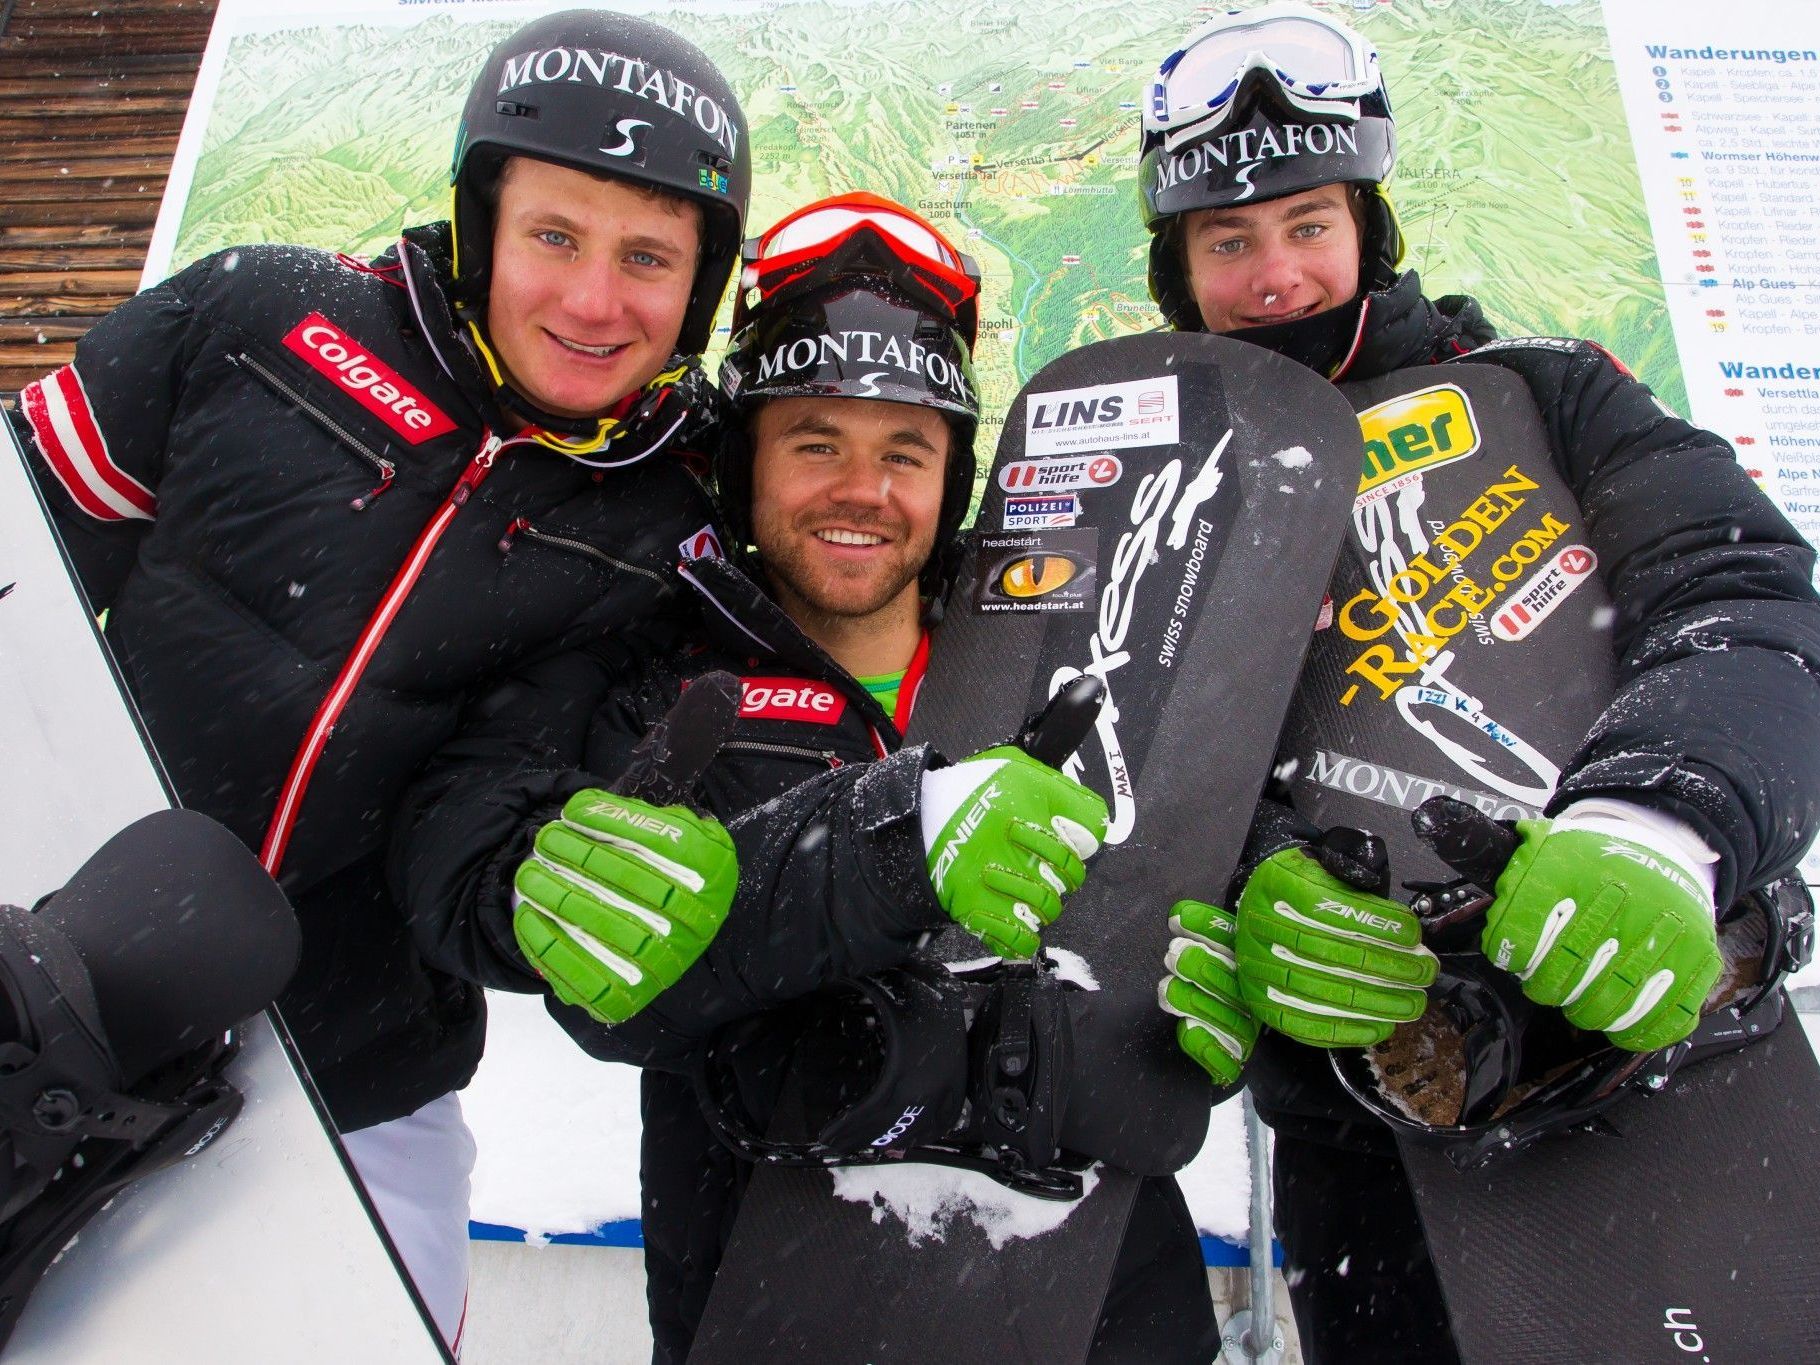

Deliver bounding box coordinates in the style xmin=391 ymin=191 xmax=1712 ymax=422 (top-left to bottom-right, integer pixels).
xmin=734 ymin=192 xmax=981 ymax=345
xmin=1145 ymin=3 xmax=1385 ymax=152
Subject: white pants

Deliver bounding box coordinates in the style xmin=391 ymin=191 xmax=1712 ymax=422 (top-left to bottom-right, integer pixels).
xmin=342 ymin=1091 xmax=477 ymax=1356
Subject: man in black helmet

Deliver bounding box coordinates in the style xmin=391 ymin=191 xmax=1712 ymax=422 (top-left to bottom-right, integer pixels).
xmin=394 ymin=194 xmax=1206 ymax=1363
xmin=11 ymin=11 xmax=753 ymax=1347
xmin=1140 ymin=4 xmax=1820 ymax=1362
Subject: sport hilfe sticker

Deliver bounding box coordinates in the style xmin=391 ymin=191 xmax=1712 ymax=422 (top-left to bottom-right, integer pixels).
xmin=974 ymin=528 xmax=1098 ymax=613
xmin=997 ymin=454 xmax=1123 ymax=494
xmin=1490 ymin=544 xmax=1598 ymax=642
xmin=1002 ymin=494 xmax=1081 ymax=529
xmin=1023 ymin=375 xmax=1179 ymax=457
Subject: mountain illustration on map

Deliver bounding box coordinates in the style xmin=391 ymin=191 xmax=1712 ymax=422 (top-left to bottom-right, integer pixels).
xmin=172 ymin=0 xmax=1687 ymax=429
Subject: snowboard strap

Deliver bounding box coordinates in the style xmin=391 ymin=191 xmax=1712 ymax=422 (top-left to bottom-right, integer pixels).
xmin=0 ymin=901 xmax=246 ymax=1347
xmin=694 ymin=958 xmax=1085 ymax=1200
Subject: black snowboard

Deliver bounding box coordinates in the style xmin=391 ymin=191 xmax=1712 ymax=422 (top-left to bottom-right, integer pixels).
xmin=692 ymin=332 xmax=1364 ymax=1363
xmin=1282 ymin=361 xmax=1820 ymax=1362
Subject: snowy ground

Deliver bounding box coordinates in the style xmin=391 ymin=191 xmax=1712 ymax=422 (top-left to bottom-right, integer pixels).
xmin=465 ymin=989 xmax=1254 ymax=1244
xmin=460 ymin=991 xmax=1820 ymax=1365
xmin=461 ymin=992 xmax=1263 ymax=1364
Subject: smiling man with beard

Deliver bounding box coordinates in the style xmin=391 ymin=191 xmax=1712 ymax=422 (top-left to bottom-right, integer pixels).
xmin=394 ymin=193 xmax=1114 ymax=1361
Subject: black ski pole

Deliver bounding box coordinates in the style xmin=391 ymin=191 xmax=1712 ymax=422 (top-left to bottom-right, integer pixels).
xmin=967 ymin=674 xmax=1107 ymax=1162
xmin=1013 ymin=673 xmax=1106 ymax=770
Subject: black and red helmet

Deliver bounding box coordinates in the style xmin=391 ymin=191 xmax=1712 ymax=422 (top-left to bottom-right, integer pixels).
xmin=714 ymin=194 xmax=984 ymax=600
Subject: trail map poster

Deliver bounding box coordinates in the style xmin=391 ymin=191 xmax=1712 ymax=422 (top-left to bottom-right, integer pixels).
xmin=148 ymin=0 xmax=1820 ymax=542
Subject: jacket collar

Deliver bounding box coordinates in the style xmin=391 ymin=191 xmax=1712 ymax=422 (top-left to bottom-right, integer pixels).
xmin=375 ymin=224 xmax=511 ymax=427
xmin=676 ymin=555 xmax=906 ymax=741
xmin=1344 ymin=270 xmax=1499 ymax=379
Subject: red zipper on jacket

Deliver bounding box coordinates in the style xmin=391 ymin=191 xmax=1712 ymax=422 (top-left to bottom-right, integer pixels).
xmin=258 ymin=432 xmax=506 ymax=875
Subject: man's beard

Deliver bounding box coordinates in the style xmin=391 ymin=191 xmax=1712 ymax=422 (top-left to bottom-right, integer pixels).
xmin=753 ymin=507 xmax=934 ymax=625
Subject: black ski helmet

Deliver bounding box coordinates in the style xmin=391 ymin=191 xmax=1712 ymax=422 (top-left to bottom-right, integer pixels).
xmin=716 ymin=279 xmax=981 ymax=599
xmin=450 ymin=10 xmax=751 ymax=357
xmin=1139 ymin=3 xmax=1403 ymax=334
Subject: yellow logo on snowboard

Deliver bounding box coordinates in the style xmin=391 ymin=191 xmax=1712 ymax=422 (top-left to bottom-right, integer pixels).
xmin=1356 ymin=384 xmax=1481 ymax=496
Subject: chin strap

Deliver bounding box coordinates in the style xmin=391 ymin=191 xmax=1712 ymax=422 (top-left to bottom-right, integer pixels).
xmin=461 ymin=317 xmax=704 ymax=463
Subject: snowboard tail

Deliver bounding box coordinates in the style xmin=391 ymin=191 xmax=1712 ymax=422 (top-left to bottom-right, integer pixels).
xmin=0 ymin=422 xmax=450 ymax=1360
xmin=1402 ymin=1028 xmax=1820 ymax=1363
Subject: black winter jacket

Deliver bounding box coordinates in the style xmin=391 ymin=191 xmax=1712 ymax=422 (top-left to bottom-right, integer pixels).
xmin=13 ymin=224 xmax=721 ymax=1130
xmin=1246 ymin=270 xmax=1820 ymax=1143
xmin=393 ymin=553 xmax=946 ymax=1052
xmin=392 ymin=554 xmax=950 ymax=1360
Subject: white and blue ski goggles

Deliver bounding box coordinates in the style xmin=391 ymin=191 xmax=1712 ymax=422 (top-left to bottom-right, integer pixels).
xmin=1144 ymin=4 xmax=1386 ymax=152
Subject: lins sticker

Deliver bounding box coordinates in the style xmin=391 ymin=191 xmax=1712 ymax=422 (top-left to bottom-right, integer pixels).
xmin=1023 ymin=375 xmax=1179 ymax=457
xmin=975 ymin=528 xmax=1097 ymax=613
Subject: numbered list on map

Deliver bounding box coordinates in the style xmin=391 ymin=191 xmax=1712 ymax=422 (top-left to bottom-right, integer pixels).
xmin=1604 ymin=1 xmax=1820 ymax=549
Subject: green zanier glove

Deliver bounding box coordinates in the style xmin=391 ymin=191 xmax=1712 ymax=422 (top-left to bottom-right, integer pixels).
xmin=513 ymin=789 xmax=737 ymax=1025
xmin=1159 ymin=899 xmax=1259 ymax=1087
xmin=921 ymin=746 xmax=1109 ymax=960
xmin=1484 ymin=818 xmax=1721 ymax=1052
xmin=1235 ymin=847 xmax=1437 ymax=1048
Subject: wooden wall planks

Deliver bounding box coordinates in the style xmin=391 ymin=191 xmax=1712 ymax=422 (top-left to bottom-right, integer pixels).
xmin=0 ymin=0 xmax=215 ymax=391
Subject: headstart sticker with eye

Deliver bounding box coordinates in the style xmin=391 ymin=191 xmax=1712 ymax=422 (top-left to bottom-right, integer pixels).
xmin=975 ymin=528 xmax=1097 ymax=613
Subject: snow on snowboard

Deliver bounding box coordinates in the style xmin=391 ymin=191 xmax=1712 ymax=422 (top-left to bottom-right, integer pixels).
xmin=0 ymin=421 xmax=449 ymax=1362
xmin=692 ymin=331 xmax=1364 ymax=1363
xmin=1281 ymin=359 xmax=1820 ymax=1363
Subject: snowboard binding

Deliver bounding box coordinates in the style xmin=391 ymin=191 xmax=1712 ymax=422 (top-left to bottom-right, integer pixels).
xmin=0 ymin=810 xmax=300 ymax=1344
xmin=694 ymin=953 xmax=1085 ymax=1200
xmin=1331 ymin=796 xmax=1814 ymax=1171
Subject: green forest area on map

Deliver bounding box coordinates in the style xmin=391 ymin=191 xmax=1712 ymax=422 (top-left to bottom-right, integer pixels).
xmin=174 ymin=0 xmax=1686 ymax=438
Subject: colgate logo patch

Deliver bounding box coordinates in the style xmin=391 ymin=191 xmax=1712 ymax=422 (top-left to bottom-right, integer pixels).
xmin=739 ymin=677 xmax=845 ymax=724
xmin=282 ymin=313 xmax=456 ymax=446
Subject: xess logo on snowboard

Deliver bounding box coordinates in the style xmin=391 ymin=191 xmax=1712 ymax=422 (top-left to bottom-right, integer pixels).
xmin=1044 ymin=430 xmax=1234 ymax=843
xmin=1356 ymin=385 xmax=1481 ymax=502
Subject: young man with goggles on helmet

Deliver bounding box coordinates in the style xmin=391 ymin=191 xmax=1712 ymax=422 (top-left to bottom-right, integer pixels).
xmin=1141 ymin=5 xmax=1820 ymax=1360
xmin=396 ymin=192 xmax=1131 ymax=1361
xmin=12 ymin=11 xmax=755 ymax=1347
